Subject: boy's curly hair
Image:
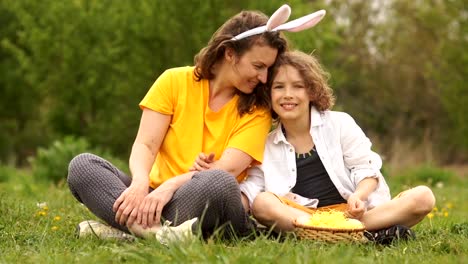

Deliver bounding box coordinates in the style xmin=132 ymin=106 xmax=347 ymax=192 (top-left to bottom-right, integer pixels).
xmin=267 ymin=50 xmax=335 ymax=120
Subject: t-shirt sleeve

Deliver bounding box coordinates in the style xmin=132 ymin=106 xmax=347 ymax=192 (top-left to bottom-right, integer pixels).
xmin=139 ymin=69 xmax=175 ymax=115
xmin=228 ymin=109 xmax=272 ymax=163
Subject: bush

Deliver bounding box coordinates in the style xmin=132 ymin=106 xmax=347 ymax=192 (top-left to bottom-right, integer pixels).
xmin=28 ymin=136 xmax=128 ymax=184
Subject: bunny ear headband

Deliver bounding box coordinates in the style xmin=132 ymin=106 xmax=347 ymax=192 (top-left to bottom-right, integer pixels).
xmin=231 ymin=4 xmax=326 ymax=41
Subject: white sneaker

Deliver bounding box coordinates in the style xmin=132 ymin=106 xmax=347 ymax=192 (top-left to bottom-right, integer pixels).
xmin=155 ymin=217 xmax=198 ymax=245
xmin=76 ymin=220 xmax=135 ymax=241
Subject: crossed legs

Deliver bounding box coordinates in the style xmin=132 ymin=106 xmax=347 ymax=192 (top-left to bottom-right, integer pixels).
xmin=252 ymin=186 xmax=435 ymax=232
xmin=68 ymin=153 xmax=254 ymax=239
xmin=252 ymin=192 xmax=310 ymax=232
xmin=360 ymin=186 xmax=435 ymax=230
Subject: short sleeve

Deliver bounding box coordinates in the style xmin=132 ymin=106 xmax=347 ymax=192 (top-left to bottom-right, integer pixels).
xmin=139 ymin=69 xmax=175 ymax=115
xmin=228 ymin=109 xmax=272 ymax=163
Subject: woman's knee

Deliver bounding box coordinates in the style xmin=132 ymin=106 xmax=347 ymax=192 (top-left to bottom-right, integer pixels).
xmin=193 ymin=169 xmax=238 ymax=194
xmin=67 ymin=153 xmax=98 ymax=187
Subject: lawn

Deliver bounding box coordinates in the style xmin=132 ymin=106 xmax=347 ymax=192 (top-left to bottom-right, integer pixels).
xmin=0 ymin=166 xmax=467 ymax=263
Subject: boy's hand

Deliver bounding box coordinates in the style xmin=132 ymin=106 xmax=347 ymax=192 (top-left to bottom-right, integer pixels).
xmin=346 ymin=194 xmax=366 ymax=219
xmin=189 ymin=152 xmax=215 ymax=171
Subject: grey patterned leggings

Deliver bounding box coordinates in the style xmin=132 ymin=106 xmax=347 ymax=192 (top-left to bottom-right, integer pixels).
xmin=67 ymin=153 xmax=255 ymax=238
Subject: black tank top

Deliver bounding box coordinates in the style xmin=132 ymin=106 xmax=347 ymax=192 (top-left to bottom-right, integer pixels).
xmin=291 ymin=146 xmax=346 ymax=207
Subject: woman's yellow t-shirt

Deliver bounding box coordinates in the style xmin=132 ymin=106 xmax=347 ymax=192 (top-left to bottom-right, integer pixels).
xmin=139 ymin=66 xmax=271 ymax=188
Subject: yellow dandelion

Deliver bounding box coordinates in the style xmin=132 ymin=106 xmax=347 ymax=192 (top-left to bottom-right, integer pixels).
xmin=444 ymin=212 xmax=448 ymax=217
xmin=53 ymin=216 xmax=61 ymax=221
xmin=427 ymin=213 xmax=434 ymax=219
xmin=51 ymin=226 xmax=59 ymax=231
xmin=37 ymin=211 xmax=47 ymax=217
xmin=433 ymin=207 xmax=438 ymax=212
xmin=445 ymin=202 xmax=453 ymax=209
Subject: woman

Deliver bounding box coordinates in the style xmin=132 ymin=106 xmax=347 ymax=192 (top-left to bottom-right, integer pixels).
xmin=240 ymin=50 xmax=436 ymax=244
xmin=67 ymin=9 xmax=288 ymax=243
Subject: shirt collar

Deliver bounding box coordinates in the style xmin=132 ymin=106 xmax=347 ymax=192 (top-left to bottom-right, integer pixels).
xmin=272 ymin=107 xmax=325 ymax=144
xmin=272 ymin=123 xmax=288 ymax=144
xmin=310 ymin=106 xmax=324 ymax=127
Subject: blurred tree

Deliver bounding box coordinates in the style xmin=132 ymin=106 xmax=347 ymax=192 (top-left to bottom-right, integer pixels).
xmin=322 ymin=0 xmax=467 ymax=162
xmin=1 ymin=0 xmax=239 ymax=163
xmin=0 ymin=1 xmax=45 ymax=165
xmin=0 ymin=0 xmax=466 ymax=166
xmin=433 ymin=0 xmax=468 ymax=160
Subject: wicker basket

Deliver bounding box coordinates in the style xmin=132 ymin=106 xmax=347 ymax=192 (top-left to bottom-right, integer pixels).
xmin=293 ymin=218 xmax=366 ymax=243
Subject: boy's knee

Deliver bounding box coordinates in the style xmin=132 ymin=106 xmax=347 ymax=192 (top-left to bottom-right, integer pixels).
xmin=410 ymin=185 xmax=436 ymax=215
xmin=252 ymin=192 xmax=276 ymax=219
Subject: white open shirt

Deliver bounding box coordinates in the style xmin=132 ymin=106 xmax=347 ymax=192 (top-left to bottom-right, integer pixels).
xmin=240 ymin=107 xmax=391 ymax=209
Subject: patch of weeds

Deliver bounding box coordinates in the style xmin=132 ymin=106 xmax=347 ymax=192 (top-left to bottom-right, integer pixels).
xmin=0 ymin=165 xmax=16 ymax=183
xmin=430 ymin=240 xmax=463 ymax=255
xmin=392 ymin=165 xmax=460 ymax=187
xmin=450 ymin=222 xmax=468 ymax=236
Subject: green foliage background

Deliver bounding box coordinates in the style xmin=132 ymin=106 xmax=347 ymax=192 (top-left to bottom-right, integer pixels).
xmin=0 ymin=0 xmax=466 ymax=167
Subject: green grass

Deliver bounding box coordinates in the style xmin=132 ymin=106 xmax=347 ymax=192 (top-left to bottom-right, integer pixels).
xmin=1 ymin=166 xmax=467 ymax=263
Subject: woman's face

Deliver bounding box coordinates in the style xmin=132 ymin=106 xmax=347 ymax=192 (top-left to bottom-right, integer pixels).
xmin=229 ymin=44 xmax=278 ymax=94
xmin=271 ymin=65 xmax=311 ymax=121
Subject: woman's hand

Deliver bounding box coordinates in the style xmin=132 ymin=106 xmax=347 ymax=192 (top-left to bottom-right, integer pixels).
xmin=113 ymin=184 xmax=148 ymax=226
xmin=137 ymin=181 xmax=178 ymax=228
xmin=189 ymin=152 xmax=215 ymax=171
xmin=346 ymin=194 xmax=366 ymax=220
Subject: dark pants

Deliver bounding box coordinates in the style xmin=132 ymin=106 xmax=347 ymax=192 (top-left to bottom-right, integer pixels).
xmin=67 ymin=153 xmax=254 ymax=238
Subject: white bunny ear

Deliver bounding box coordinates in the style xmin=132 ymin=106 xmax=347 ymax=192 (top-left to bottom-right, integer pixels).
xmin=273 ymin=10 xmax=326 ymax=33
xmin=232 ymin=4 xmax=291 ymax=41
xmin=231 ymin=7 xmax=326 ymax=41
xmin=232 ymin=25 xmax=267 ymax=41
xmin=266 ymin=4 xmax=291 ymax=31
